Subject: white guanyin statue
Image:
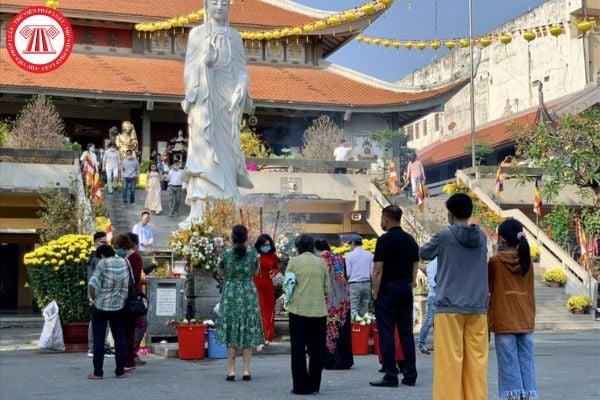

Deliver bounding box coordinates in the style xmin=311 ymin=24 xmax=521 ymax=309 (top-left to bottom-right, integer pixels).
xmin=180 ymin=0 xmax=253 ymax=225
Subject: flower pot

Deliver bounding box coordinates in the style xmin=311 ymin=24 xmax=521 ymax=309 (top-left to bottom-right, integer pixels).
xmin=548 ymin=281 xmax=561 ymax=288
xmin=62 ymin=322 xmax=89 ymax=352
xmin=372 ymin=326 xmax=380 ymax=355
xmin=572 ymin=308 xmax=585 ymax=315
xmin=207 ymin=328 xmax=227 ymax=359
xmin=351 ymin=322 xmax=370 ymax=355
xmin=177 ymin=324 xmax=206 ymax=360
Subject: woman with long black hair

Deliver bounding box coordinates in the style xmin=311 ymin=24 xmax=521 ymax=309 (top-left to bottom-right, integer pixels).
xmin=215 ymin=225 xmax=264 ymax=381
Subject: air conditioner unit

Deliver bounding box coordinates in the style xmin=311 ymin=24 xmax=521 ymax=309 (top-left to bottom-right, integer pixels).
xmin=351 ymin=212 xmax=362 ymax=221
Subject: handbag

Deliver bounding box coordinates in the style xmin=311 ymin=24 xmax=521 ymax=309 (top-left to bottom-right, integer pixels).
xmin=125 ymin=260 xmax=148 ymax=317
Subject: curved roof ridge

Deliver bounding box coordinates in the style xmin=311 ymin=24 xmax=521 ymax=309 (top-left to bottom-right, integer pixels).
xmin=260 ymin=0 xmax=335 ymax=19
xmin=322 ymin=60 xmax=463 ymax=94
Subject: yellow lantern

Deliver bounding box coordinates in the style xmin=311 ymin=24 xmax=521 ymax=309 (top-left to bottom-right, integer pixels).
xmin=523 ymin=30 xmax=536 ymax=42
xmin=162 ymin=22 xmax=172 ymax=30
xmin=382 ymin=40 xmax=391 ymax=48
xmin=178 ymin=16 xmax=188 ymax=26
xmin=430 ymin=41 xmax=441 ymax=50
xmin=393 ymin=41 xmax=401 ymax=49
xmin=272 ymin=30 xmax=282 ymax=39
xmin=499 ymin=34 xmax=511 ymax=45
xmin=188 ymin=13 xmax=199 ymax=22
xmin=344 ymin=11 xmax=357 ymax=22
xmin=444 ymin=40 xmax=456 ymax=49
xmin=256 ymin=32 xmax=265 ymax=41
xmin=479 ymin=36 xmax=492 ymax=47
xmin=356 ymin=35 xmax=364 ymax=42
xmin=417 ymin=42 xmax=427 ymax=51
xmin=170 ymin=17 xmax=179 ymax=27
xmin=577 ymin=19 xmax=592 ymax=33
xmin=364 ymin=37 xmax=372 ymax=44
xmin=373 ymin=38 xmax=382 ymax=45
xmin=292 ymin=27 xmax=302 ymax=36
xmin=405 ymin=41 xmax=413 ymax=50
xmin=249 ymin=32 xmax=257 ymax=41
xmin=459 ymin=38 xmax=470 ymax=48
xmin=303 ymin=24 xmax=314 ymax=33
xmin=282 ymin=28 xmax=291 ymax=36
xmin=549 ymin=25 xmax=563 ymax=37
xmin=327 ymin=16 xmax=341 ymax=26
xmin=314 ymin=20 xmax=327 ymax=30
xmin=46 ymin=0 xmax=57 ymax=9
xmin=362 ymin=4 xmax=376 ymax=15
xmin=381 ymin=0 xmax=394 ymax=6
xmin=135 ymin=24 xmax=142 ymax=31
xmin=264 ymin=32 xmax=273 ymax=40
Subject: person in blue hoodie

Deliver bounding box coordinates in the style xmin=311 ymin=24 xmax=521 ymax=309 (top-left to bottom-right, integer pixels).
xmin=420 ymin=192 xmax=489 ymax=400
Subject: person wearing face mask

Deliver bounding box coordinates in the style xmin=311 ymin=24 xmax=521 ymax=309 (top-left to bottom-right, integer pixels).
xmin=81 ymin=143 xmax=98 ymax=183
xmin=113 ymin=234 xmax=143 ymax=372
xmin=253 ymin=234 xmax=280 ymax=345
xmin=121 ymin=150 xmax=140 ymax=207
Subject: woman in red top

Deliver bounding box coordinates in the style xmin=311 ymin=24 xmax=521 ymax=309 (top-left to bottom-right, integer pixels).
xmin=253 ymin=234 xmax=280 ymax=345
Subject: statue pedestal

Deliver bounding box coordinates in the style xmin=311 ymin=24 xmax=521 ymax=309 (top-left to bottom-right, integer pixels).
xmin=185 ymin=265 xmax=221 ymax=320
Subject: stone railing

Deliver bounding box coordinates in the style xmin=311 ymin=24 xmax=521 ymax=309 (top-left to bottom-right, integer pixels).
xmin=0 ymin=148 xmax=80 ymax=165
xmin=457 ymin=169 xmax=597 ymax=319
xmin=245 ymin=157 xmax=373 ymax=174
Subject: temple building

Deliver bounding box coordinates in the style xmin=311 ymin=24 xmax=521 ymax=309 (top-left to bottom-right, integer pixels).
xmin=1 ymin=0 xmax=464 ymax=161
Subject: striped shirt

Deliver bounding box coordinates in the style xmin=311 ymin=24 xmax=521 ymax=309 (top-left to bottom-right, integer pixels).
xmin=88 ymin=256 xmax=130 ymax=311
xmin=286 ymin=252 xmax=330 ymax=317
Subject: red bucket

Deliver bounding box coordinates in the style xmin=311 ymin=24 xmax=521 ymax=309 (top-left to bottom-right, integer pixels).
xmin=177 ymin=324 xmax=206 ymax=360
xmin=351 ymin=322 xmax=370 ymax=355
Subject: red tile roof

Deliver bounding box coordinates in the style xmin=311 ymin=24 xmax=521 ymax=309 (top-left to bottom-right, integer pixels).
xmin=418 ymin=111 xmax=538 ymax=167
xmin=1 ymin=49 xmax=465 ymax=108
xmin=1 ymin=0 xmax=317 ymax=27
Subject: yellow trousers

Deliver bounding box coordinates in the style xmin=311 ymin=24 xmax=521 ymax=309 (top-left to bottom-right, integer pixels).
xmin=433 ymin=313 xmax=488 ymax=400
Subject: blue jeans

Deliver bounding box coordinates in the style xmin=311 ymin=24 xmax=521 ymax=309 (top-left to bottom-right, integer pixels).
xmin=122 ymin=177 xmax=136 ymax=204
xmin=494 ymin=333 xmax=537 ymax=400
xmin=418 ymin=295 xmax=436 ymax=346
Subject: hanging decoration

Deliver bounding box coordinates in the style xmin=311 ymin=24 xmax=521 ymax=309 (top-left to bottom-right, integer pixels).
xmin=354 ymin=18 xmax=598 ymax=52
xmin=134 ymin=0 xmax=395 ymax=40
xmin=46 ymin=0 xmax=58 ymax=9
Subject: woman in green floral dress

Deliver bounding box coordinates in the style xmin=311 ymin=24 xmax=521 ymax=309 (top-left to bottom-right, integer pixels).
xmin=215 ymin=225 xmax=264 ymax=381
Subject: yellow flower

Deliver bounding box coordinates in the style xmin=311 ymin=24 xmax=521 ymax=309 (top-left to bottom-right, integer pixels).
xmin=79 ymin=280 xmax=86 ymax=286
xmin=74 ymin=258 xmax=81 ymax=263
xmin=44 ymin=261 xmax=50 ymax=266
xmin=58 ymin=260 xmax=65 ymax=266
xmin=60 ymin=250 xmax=67 ymax=255
xmin=53 ymin=266 xmax=59 ymax=271
xmin=50 ymin=258 xmax=58 ymax=265
xmin=66 ymin=255 xmax=74 ymax=261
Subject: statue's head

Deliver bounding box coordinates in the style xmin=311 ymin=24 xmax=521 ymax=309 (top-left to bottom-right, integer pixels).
xmin=122 ymin=121 xmax=132 ymax=134
xmin=205 ymin=0 xmax=229 ymax=24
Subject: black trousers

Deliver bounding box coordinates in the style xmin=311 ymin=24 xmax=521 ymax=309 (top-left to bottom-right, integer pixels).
xmin=289 ymin=313 xmax=326 ymax=394
xmin=374 ymin=281 xmax=417 ymax=384
xmin=91 ymin=306 xmax=126 ymax=377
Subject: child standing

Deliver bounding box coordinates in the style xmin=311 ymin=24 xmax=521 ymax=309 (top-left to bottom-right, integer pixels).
xmin=488 ymin=219 xmax=537 ymax=400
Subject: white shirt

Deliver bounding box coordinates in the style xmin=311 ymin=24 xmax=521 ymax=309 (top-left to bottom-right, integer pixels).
xmin=345 ymin=246 xmax=373 ymax=283
xmin=132 ymin=223 xmax=153 ymax=252
xmin=426 ymin=258 xmax=438 ymax=297
xmin=103 ymin=148 xmax=120 ymax=169
xmin=333 ymin=145 xmax=352 ymax=161
xmin=168 ymin=168 xmax=184 ymax=186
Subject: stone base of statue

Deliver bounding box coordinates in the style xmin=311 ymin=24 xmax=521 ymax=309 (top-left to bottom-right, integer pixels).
xmin=185 ymin=264 xmax=222 ymax=320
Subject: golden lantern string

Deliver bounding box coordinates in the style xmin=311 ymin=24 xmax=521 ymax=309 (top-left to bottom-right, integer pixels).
xmin=353 ymin=19 xmax=598 ymax=52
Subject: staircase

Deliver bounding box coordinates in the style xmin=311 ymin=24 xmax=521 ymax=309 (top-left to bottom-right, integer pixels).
xmin=534 ymin=272 xmax=597 ymax=330
xmin=104 ymin=188 xmax=190 ymax=248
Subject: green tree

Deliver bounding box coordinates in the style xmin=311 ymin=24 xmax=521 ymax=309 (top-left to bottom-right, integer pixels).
xmin=368 ymin=128 xmax=415 ymax=182
xmin=0 ymin=119 xmax=11 ymax=147
xmin=37 ymin=187 xmax=86 ymax=243
xmin=515 ymin=108 xmax=600 ymax=206
xmin=8 ymin=95 xmax=69 ymax=150
xmin=301 ymin=115 xmax=343 ymax=160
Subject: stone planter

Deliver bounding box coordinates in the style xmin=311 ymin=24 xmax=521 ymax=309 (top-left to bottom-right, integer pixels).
xmin=185 ymin=265 xmax=220 ymax=319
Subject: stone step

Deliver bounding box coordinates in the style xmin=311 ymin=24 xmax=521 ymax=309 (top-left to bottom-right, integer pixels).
xmin=536 ymin=299 xmax=571 ymax=307
xmin=0 ymin=316 xmax=43 ymax=329
xmin=536 ymin=306 xmax=571 ymax=314
xmin=536 ymin=313 xmax=594 ymax=322
xmin=535 ymin=320 xmax=599 ymax=330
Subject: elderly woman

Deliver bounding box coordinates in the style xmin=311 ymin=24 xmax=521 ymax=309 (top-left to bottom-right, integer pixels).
xmin=287 ymin=234 xmax=330 ymax=395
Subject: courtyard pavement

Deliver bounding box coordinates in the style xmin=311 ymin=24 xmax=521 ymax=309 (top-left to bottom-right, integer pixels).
xmin=0 ymin=327 xmax=599 ymax=400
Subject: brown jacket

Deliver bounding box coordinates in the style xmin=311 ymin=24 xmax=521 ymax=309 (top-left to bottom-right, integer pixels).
xmin=488 ymin=251 xmax=535 ymax=333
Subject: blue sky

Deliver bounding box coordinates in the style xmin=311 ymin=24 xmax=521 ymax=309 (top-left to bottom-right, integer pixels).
xmin=295 ymin=0 xmax=547 ymax=82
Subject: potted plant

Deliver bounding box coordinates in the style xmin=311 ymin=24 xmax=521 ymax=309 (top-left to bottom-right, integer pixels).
xmin=24 ymin=234 xmax=93 ymax=351
xmin=351 ymin=313 xmax=376 ymax=355
xmin=542 ymin=269 xmax=567 ymax=288
xmin=166 ymin=318 xmax=207 ymax=360
xmin=566 ymin=295 xmax=592 ymax=314
xmin=529 ymin=245 xmax=540 ymax=263
xmin=168 ymin=218 xmax=225 ymax=271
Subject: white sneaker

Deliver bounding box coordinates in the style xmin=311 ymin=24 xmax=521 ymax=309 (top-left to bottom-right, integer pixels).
xmin=87 ymin=352 xmax=93 ymax=357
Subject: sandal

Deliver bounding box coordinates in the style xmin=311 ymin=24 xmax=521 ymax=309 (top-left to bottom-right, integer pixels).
xmin=242 ymin=374 xmax=251 ymax=381
xmin=124 ymin=366 xmax=136 ymax=373
xmin=225 ymin=375 xmax=235 ymax=381
xmin=87 ymin=373 xmax=103 ymax=380
xmin=116 ymin=374 xmax=126 ymax=379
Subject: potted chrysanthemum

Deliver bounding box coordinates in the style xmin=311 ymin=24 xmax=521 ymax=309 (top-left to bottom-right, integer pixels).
xmin=24 ymin=234 xmax=93 ymax=351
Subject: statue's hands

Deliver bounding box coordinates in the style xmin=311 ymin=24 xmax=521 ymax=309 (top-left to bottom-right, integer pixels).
xmin=228 ymin=87 xmax=244 ymax=113
xmin=206 ymin=36 xmax=218 ymax=66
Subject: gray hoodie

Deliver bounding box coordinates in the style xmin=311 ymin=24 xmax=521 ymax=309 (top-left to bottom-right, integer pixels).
xmin=420 ymin=224 xmax=488 ymax=314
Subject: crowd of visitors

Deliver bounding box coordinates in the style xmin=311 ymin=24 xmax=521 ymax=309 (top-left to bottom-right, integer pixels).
xmin=84 ymin=192 xmax=537 ymax=399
